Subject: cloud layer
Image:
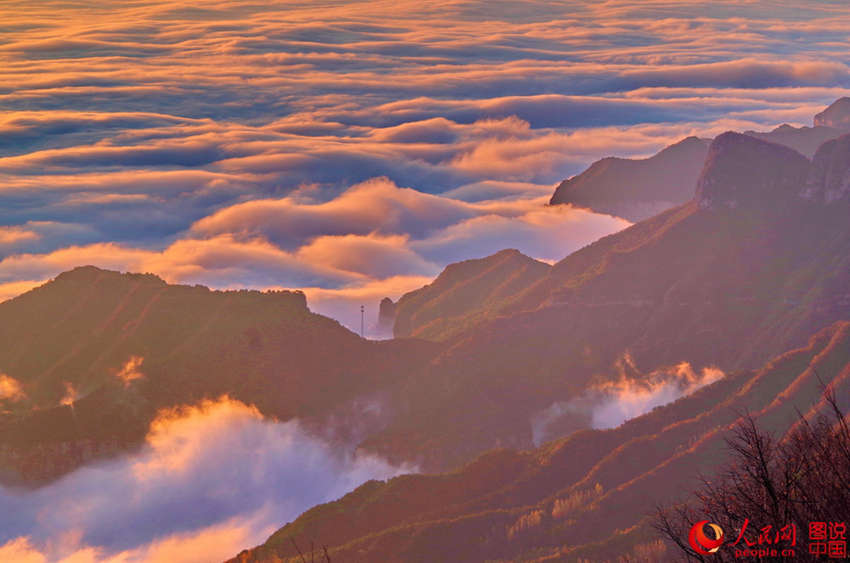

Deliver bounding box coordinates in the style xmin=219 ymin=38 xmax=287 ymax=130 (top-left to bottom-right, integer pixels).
xmin=532 ymin=360 xmax=725 ymax=445
xmin=0 ymin=178 xmax=628 ymax=333
xmin=0 ymin=397 xmax=411 ymax=562
xmin=1 ymin=0 xmax=849 ymax=331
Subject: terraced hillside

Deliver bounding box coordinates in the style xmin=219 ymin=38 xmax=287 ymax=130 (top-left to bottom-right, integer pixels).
xmin=231 ymin=321 xmax=850 ymax=562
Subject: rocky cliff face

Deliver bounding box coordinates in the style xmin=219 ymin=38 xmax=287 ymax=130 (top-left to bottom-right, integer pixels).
xmin=695 ymin=131 xmax=810 ymax=210
xmin=549 ymin=136 xmax=710 ymax=222
xmin=549 ymin=99 xmax=850 ymax=222
xmin=803 ymin=133 xmax=850 ymax=203
xmin=359 ymin=130 xmax=850 ymax=472
xmin=375 ymin=296 xmax=396 ymax=337
xmin=814 ymin=97 xmax=850 ymax=129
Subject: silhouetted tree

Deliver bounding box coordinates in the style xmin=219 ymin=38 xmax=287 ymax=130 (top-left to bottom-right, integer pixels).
xmin=656 ymin=390 xmax=850 ymax=562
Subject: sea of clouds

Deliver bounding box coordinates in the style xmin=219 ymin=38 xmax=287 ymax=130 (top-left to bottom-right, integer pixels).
xmin=2 ymin=3 xmax=848 ymax=560
xmin=0 ymin=1 xmax=849 ymax=332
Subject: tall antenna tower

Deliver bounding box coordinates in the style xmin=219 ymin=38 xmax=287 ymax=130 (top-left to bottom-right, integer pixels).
xmin=360 ymin=305 xmax=365 ymax=338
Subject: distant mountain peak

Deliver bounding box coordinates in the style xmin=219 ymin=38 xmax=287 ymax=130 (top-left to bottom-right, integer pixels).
xmin=696 ymin=132 xmax=809 ymax=211
xmin=43 ymin=266 xmax=311 ymax=311
xmin=548 ymin=135 xmax=710 ymax=222
xmin=432 ymin=248 xmax=540 ymax=284
xmin=804 ymin=133 xmax=850 ymax=203
xmin=662 ymin=135 xmax=706 ymax=149
xmin=393 ymin=249 xmax=550 ymax=340
xmin=53 ymin=265 xmax=167 ymax=286
xmin=814 ymin=97 xmax=850 ymax=129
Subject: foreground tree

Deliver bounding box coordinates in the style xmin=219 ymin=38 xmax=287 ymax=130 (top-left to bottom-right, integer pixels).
xmin=656 ymin=390 xmax=850 ymax=562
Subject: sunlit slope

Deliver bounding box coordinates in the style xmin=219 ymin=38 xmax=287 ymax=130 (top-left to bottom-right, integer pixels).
xmin=0 ymin=267 xmax=438 ymax=484
xmin=393 ymin=248 xmax=551 ymax=341
xmin=231 ymin=321 xmax=850 ymax=563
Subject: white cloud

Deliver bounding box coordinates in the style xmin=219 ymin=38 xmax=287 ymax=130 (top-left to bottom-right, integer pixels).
xmin=532 ymin=361 xmax=725 ymax=445
xmin=0 ymin=397 xmax=412 ymax=562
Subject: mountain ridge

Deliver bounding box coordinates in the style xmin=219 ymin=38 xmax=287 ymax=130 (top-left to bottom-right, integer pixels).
xmin=548 ymin=136 xmax=709 ymax=221
xmin=392 ymin=248 xmax=551 ymax=341
xmin=0 ymin=267 xmax=440 ymax=485
xmin=548 ymin=98 xmax=850 ymax=222
xmin=4 ymin=113 xmax=850 ymax=563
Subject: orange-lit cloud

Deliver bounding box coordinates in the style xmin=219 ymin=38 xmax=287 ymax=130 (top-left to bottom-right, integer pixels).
xmin=532 ymin=360 xmax=726 ymax=444
xmin=0 ymin=374 xmax=25 ymax=402
xmin=0 ymin=513 xmax=277 ymax=563
xmin=115 ymin=357 xmax=144 ymax=387
xmin=0 ymin=2 xmax=848 ymax=560
xmin=0 ymin=226 xmax=39 ymax=247
xmin=0 ymin=280 xmax=43 ymax=303
xmin=0 ymin=179 xmax=629 ymax=334
xmin=59 ymin=382 xmax=77 ymax=407
xmin=0 ymin=0 xmax=847 ymax=333
xmin=0 ymin=537 xmax=45 ymax=563
xmin=0 ymin=397 xmax=411 ymax=562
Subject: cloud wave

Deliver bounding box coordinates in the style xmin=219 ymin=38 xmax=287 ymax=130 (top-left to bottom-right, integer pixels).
xmin=0 ymin=178 xmax=629 ymax=334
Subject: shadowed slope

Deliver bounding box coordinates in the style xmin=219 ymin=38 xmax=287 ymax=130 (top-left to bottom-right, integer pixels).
xmin=549 ymin=100 xmax=850 ymax=223
xmin=549 ymin=136 xmax=709 ymax=221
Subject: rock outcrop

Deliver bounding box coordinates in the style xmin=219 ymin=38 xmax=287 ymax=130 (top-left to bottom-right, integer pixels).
xmin=695 ymin=132 xmax=810 ymax=211
xmin=549 ymin=136 xmax=710 ymax=222
xmin=803 ymin=133 xmax=850 ymax=203
xmin=549 ymin=99 xmax=850 ymax=221
xmin=375 ymin=297 xmax=397 ymax=337
xmin=814 ymin=97 xmax=850 ymax=129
